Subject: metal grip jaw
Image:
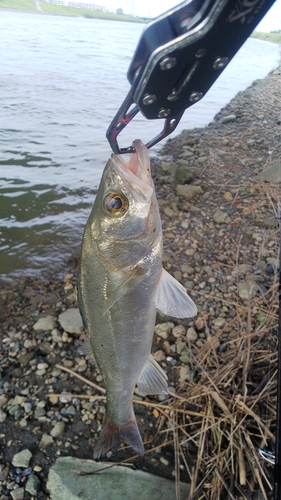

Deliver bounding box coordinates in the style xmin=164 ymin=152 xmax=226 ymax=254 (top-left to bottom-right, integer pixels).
xmin=107 ymin=0 xmax=276 ymax=154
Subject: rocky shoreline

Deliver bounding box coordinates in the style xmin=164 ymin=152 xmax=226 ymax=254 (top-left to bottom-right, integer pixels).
xmin=0 ymin=65 xmax=280 ymax=499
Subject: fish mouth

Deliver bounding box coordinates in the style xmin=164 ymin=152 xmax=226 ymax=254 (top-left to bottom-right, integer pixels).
xmin=110 ymin=140 xmax=153 ymax=202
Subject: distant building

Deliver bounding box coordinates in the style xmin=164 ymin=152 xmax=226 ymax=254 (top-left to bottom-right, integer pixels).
xmin=46 ymin=0 xmax=107 ymax=10
xmin=116 ymin=8 xmax=123 ymax=14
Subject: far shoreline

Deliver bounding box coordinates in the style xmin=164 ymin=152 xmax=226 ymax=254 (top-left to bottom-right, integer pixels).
xmin=0 ymin=6 xmax=281 ymax=39
xmin=0 ymin=4 xmax=147 ymax=23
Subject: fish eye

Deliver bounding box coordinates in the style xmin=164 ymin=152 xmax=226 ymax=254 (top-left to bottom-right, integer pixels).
xmin=103 ymin=192 xmax=129 ymax=216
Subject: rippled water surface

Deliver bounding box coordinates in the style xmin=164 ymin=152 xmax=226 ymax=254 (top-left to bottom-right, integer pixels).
xmin=0 ymin=10 xmax=280 ymax=279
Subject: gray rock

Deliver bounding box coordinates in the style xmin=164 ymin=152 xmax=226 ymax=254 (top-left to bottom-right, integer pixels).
xmin=261 ymin=217 xmax=279 ymax=228
xmin=26 ymin=474 xmax=41 ymax=495
xmin=33 ymin=315 xmax=56 ymax=331
xmin=52 ymin=328 xmax=62 ymax=342
xmin=0 ymin=394 xmax=8 ymax=407
xmin=24 ymin=402 xmax=32 ymax=414
xmin=10 ymin=488 xmax=25 ymax=500
xmin=213 ymin=317 xmax=226 ymax=327
xmin=160 ymin=160 xmax=177 ymax=172
xmin=51 ymin=421 xmax=66 ymax=438
xmin=163 ymin=206 xmax=174 ymax=217
xmin=154 ymin=322 xmax=174 ymax=339
xmin=17 ymin=351 xmax=36 ymax=366
xmin=181 ymin=264 xmax=194 ymax=274
xmin=238 ymin=282 xmax=259 ymax=300
xmin=172 ymin=324 xmax=186 ymax=338
xmin=9 ymin=405 xmax=21 ymax=419
xmin=179 ymin=350 xmax=191 ymax=364
xmin=65 ymin=405 xmax=76 ymax=416
xmin=266 ymin=257 xmax=278 ymax=267
xmin=58 ymin=308 xmax=83 ymax=335
xmin=186 ymin=327 xmax=198 ymax=341
xmin=47 ymin=457 xmax=190 ymax=500
xmin=176 ymin=184 xmax=203 ymax=201
xmin=34 ymin=408 xmax=46 ymax=419
xmin=154 ymin=350 xmax=166 ymax=362
xmin=221 ymin=114 xmax=236 ymax=124
xmin=174 ymin=166 xmax=193 ymax=185
xmin=173 ymin=271 xmax=182 ymax=282
xmin=39 ymin=433 xmax=54 ymax=448
xmin=12 ymin=449 xmax=32 ymax=468
xmin=176 ymin=339 xmax=186 ymax=354
xmin=0 ymin=410 xmax=7 ymax=422
xmin=213 ymin=210 xmax=231 ymax=224
xmin=256 ymin=161 xmax=281 ymax=183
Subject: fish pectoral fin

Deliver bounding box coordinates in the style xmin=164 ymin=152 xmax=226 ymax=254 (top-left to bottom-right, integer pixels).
xmin=155 ymin=268 xmax=197 ymax=319
xmin=137 ymin=355 xmax=169 ymax=396
xmin=102 ymin=266 xmax=147 ymax=316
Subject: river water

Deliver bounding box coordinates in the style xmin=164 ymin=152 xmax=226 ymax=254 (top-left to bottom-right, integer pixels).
xmin=0 ymin=10 xmax=280 ymax=280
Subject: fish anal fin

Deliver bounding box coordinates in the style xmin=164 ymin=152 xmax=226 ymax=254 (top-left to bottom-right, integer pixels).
xmin=137 ymin=355 xmax=169 ymax=396
xmin=93 ymin=416 xmax=144 ymax=459
xmin=155 ymin=268 xmax=197 ymax=319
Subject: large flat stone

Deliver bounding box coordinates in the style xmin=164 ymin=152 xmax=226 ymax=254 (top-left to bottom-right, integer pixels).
xmin=47 ymin=457 xmax=190 ymax=500
xmin=256 ymin=162 xmax=281 ymax=183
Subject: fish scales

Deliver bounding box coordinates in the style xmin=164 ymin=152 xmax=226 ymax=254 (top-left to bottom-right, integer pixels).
xmin=78 ymin=139 xmax=197 ymax=458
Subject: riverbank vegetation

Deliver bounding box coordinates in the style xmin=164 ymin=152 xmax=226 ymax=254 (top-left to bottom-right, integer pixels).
xmin=251 ymin=30 xmax=281 ymax=44
xmin=0 ymin=0 xmax=146 ymax=22
xmin=0 ymin=0 xmax=36 ymax=10
xmin=40 ymin=2 xmax=145 ymax=22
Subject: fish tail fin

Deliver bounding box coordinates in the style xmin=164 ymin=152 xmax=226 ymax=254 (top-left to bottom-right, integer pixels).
xmin=93 ymin=415 xmax=144 ymax=459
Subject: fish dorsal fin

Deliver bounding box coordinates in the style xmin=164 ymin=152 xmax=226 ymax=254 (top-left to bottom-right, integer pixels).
xmin=137 ymin=355 xmax=169 ymax=396
xmin=155 ymin=268 xmax=197 ymax=318
xmin=102 ymin=266 xmax=147 ymax=316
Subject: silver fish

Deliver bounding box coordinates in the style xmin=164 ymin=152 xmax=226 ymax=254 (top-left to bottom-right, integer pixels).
xmin=78 ymin=139 xmax=197 ymax=458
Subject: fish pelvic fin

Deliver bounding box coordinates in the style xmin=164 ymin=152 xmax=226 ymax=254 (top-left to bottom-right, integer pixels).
xmin=93 ymin=415 xmax=144 ymax=459
xmin=155 ymin=268 xmax=197 ymax=318
xmin=138 ymin=354 xmax=169 ymax=396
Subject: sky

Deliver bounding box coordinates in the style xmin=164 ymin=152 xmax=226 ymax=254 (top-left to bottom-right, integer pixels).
xmin=101 ymin=0 xmax=281 ymax=32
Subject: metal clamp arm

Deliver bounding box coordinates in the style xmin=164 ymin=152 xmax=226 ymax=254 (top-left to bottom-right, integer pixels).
xmin=107 ymin=0 xmax=276 ymax=153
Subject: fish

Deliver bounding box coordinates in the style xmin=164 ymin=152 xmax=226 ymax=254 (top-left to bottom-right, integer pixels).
xmin=78 ymin=139 xmax=197 ymax=459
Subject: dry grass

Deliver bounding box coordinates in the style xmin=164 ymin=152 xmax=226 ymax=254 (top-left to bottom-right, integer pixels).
xmin=51 ymin=272 xmax=278 ymax=498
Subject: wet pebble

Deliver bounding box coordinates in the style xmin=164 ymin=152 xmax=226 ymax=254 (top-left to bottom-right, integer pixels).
xmin=25 ymin=474 xmax=41 ymax=495
xmin=154 ymin=322 xmax=174 ymax=339
xmin=186 ymin=327 xmax=198 ymax=341
xmin=33 ymin=315 xmax=56 ymax=331
xmin=12 ymin=449 xmax=32 ymax=468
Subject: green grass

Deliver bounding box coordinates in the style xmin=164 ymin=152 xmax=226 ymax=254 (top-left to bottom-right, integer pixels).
xmin=0 ymin=0 xmax=37 ymax=10
xmin=0 ymin=0 xmax=146 ymax=22
xmin=41 ymin=2 xmax=145 ymax=21
xmin=251 ymin=30 xmax=281 ymax=44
